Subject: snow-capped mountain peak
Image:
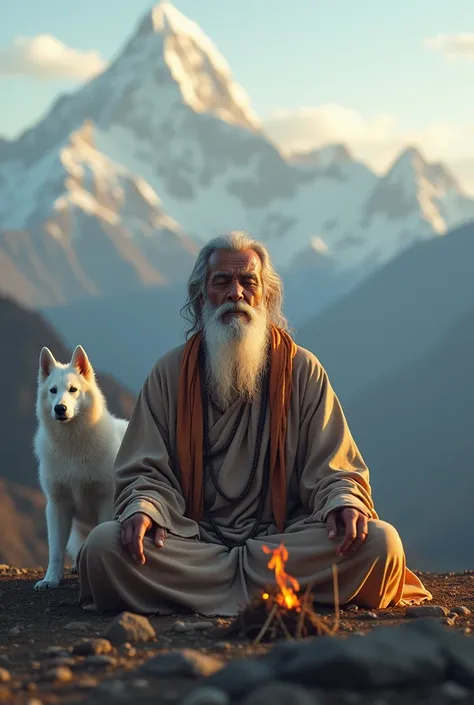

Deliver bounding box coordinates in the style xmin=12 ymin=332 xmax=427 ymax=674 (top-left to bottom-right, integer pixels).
xmin=123 ymin=0 xmax=261 ymax=131
xmin=360 ymin=145 xmax=472 ymax=237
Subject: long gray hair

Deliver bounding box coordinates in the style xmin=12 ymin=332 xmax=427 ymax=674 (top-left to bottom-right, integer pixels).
xmin=181 ymin=230 xmax=289 ymax=338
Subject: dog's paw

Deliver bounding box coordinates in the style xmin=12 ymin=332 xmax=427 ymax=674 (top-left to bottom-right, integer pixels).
xmin=34 ymin=578 xmax=61 ymax=590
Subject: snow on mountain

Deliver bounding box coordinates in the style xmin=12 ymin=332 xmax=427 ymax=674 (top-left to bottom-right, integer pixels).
xmin=0 ymin=122 xmax=199 ymax=306
xmin=1 ymin=2 xmax=474 ymax=308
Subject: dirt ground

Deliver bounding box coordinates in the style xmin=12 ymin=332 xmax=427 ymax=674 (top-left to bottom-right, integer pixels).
xmin=0 ymin=569 xmax=473 ymax=704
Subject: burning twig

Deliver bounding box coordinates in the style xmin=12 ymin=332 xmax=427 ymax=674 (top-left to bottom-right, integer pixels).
xmin=243 ymin=543 xmax=341 ymax=644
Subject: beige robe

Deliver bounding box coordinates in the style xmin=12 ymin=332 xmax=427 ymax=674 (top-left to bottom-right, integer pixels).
xmin=77 ymin=344 xmax=432 ymax=615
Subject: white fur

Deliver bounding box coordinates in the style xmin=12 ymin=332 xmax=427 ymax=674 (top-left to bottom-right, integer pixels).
xmin=33 ymin=344 xmax=128 ymax=590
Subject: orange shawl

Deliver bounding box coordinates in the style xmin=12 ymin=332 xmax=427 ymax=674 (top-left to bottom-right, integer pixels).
xmin=176 ymin=325 xmax=297 ymax=532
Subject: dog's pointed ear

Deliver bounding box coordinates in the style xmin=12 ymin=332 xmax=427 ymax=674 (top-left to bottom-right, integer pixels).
xmin=71 ymin=345 xmax=93 ymax=380
xmin=39 ymin=347 xmax=56 ymax=379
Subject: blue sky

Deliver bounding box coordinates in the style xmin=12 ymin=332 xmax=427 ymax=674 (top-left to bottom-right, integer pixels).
xmin=1 ymin=0 xmax=473 ymax=186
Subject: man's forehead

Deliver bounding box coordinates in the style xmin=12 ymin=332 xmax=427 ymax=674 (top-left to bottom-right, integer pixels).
xmin=207 ymin=248 xmax=262 ymax=274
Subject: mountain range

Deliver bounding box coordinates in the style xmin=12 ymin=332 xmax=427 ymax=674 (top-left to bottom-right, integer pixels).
xmin=1 ymin=1 xmax=474 ymax=312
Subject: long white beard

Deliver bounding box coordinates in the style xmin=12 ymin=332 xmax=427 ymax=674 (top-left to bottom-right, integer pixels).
xmin=202 ymin=300 xmax=270 ymax=409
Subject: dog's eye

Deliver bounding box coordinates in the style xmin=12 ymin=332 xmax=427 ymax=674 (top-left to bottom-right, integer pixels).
xmin=69 ymin=386 xmax=77 ymax=393
xmin=50 ymin=387 xmax=57 ymax=394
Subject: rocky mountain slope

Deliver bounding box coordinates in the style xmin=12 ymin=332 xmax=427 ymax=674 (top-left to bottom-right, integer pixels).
xmin=1 ymin=2 xmax=474 ymax=308
xmin=0 ymin=294 xmax=136 ymax=566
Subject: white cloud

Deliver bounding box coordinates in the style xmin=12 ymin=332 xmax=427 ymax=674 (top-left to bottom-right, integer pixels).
xmin=263 ymin=104 xmax=474 ymax=184
xmin=424 ymin=33 xmax=474 ymax=61
xmin=0 ymin=34 xmax=107 ymax=81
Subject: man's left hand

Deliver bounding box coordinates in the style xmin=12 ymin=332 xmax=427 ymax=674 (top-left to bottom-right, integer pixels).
xmin=326 ymin=507 xmax=369 ymax=557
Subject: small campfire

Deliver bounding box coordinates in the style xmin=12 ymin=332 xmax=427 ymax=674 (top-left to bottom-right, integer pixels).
xmin=223 ymin=543 xmax=340 ymax=643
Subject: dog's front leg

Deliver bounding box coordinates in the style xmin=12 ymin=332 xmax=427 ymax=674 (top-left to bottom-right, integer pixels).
xmin=34 ymin=500 xmax=72 ymax=590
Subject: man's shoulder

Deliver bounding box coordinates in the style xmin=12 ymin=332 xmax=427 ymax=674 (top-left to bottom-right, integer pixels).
xmin=293 ymin=344 xmax=326 ymax=378
xmin=148 ymin=343 xmax=186 ymax=383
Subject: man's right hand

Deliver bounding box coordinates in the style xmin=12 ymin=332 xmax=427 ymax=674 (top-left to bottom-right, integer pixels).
xmin=120 ymin=512 xmax=167 ymax=565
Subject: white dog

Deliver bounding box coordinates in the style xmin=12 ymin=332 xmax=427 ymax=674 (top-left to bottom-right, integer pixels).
xmin=33 ymin=344 xmax=129 ymax=590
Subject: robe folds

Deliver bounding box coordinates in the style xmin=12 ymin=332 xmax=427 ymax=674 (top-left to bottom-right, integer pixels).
xmin=77 ymin=343 xmax=432 ymax=615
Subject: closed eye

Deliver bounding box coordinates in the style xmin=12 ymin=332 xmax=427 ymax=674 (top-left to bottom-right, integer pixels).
xmin=50 ymin=387 xmax=57 ymax=394
xmin=69 ymin=386 xmax=77 ymax=393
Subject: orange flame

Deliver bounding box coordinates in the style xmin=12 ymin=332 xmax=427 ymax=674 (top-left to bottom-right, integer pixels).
xmin=262 ymin=543 xmax=301 ymax=610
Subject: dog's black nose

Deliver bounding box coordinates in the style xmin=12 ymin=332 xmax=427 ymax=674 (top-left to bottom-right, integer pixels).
xmin=54 ymin=404 xmax=67 ymax=416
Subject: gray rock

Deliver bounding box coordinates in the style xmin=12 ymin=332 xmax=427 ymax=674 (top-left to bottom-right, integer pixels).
xmin=83 ymin=654 xmax=117 ymax=668
xmin=441 ymin=681 xmax=470 ymax=700
xmin=452 ymin=606 xmax=471 ymax=616
xmin=103 ymin=611 xmax=156 ymax=645
xmin=192 ymin=621 xmax=214 ymax=631
xmin=72 ymin=638 xmax=113 ymax=656
xmin=64 ymin=621 xmax=90 ymax=633
xmin=198 ymin=659 xmax=275 ymax=699
xmin=405 ymin=605 xmax=449 ymax=618
xmin=241 ymin=681 xmax=318 ymax=705
xmin=182 ymin=686 xmax=231 ymax=705
xmin=281 ymin=619 xmax=447 ymax=689
xmin=173 ymin=620 xmax=194 ymax=633
xmin=140 ymin=649 xmax=223 ymax=678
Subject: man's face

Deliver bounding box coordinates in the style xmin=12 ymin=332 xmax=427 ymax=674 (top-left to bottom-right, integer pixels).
xmin=204 ymin=248 xmax=264 ymax=323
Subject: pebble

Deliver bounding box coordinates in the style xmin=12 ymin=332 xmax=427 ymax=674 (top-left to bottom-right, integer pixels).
xmin=444 ymin=617 xmax=457 ymax=627
xmin=103 ymin=611 xmax=156 ymax=645
xmin=40 ymin=666 xmax=74 ymax=683
xmin=0 ymin=670 xmax=10 ymax=684
xmin=182 ymin=686 xmax=231 ymax=705
xmin=83 ymin=655 xmax=117 ymax=669
xmin=345 ymin=605 xmax=359 ymax=612
xmin=72 ymin=638 xmax=113 ymax=656
xmin=405 ymin=605 xmax=449 ymax=618
xmin=64 ymin=621 xmax=90 ymax=633
xmin=141 ymin=649 xmax=224 ymax=678
xmin=360 ymin=611 xmax=378 ymax=620
xmin=214 ymin=642 xmax=232 ymax=651
xmin=121 ymin=643 xmax=137 ymax=657
xmin=452 ymin=606 xmax=471 ymax=616
xmin=131 ymin=679 xmax=149 ymax=689
xmin=8 ymin=626 xmax=20 ymax=636
xmin=173 ymin=620 xmax=194 ymax=633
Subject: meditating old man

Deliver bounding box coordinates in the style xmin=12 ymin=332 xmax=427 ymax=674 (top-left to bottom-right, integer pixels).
xmin=78 ymin=230 xmax=432 ymax=615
